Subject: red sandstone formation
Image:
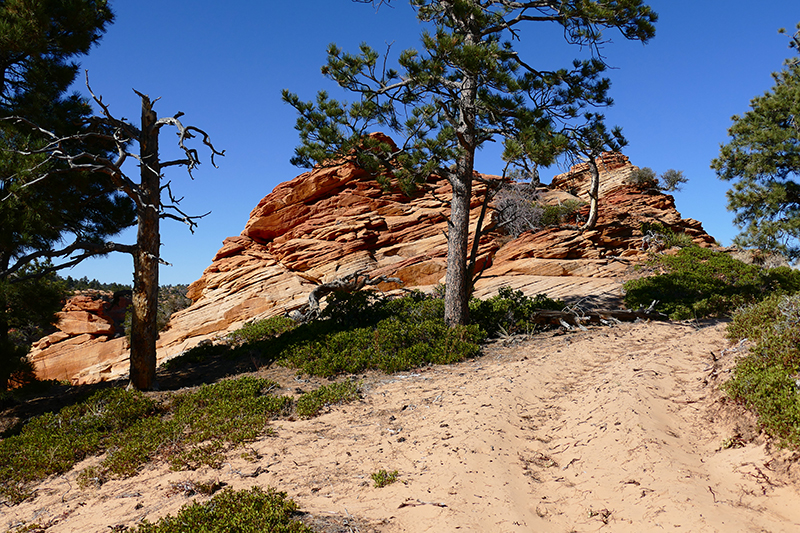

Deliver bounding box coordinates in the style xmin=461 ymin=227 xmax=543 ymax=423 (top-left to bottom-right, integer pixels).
xmin=30 ymin=152 xmax=716 ymax=384
xmin=29 ymin=291 xmax=130 ymax=384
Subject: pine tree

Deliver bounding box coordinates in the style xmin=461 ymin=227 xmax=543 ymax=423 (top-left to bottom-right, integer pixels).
xmin=283 ymin=0 xmax=656 ymax=326
xmin=0 ymin=1 xmax=135 ymax=390
xmin=712 ymin=24 xmax=800 ymax=259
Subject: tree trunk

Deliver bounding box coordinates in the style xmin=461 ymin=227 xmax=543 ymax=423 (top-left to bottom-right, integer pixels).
xmin=129 ymin=96 xmax=160 ymax=391
xmin=444 ymin=28 xmax=478 ymax=328
xmin=581 ymin=157 xmax=600 ymax=231
xmin=445 ymin=168 xmax=473 ymax=327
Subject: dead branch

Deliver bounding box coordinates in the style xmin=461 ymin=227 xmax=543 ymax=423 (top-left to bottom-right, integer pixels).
xmin=290 ymin=269 xmax=403 ymax=323
xmin=528 ymin=307 xmax=668 ymax=331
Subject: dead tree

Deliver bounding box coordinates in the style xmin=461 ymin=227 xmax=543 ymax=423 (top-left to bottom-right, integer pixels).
xmin=290 ymin=270 xmax=402 ymax=323
xmin=4 ymin=76 xmax=223 ymax=390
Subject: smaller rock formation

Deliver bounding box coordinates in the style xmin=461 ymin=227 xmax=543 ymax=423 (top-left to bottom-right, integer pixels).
xmin=29 ymin=291 xmax=130 ymax=384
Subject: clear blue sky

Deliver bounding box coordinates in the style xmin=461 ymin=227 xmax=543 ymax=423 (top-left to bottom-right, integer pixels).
xmin=65 ymin=0 xmax=800 ymax=285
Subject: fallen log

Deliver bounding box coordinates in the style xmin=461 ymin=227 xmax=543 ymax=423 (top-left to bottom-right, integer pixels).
xmin=526 ymin=308 xmax=668 ymax=331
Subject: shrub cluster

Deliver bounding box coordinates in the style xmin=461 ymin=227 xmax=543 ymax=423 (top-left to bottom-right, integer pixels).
xmin=280 ymin=292 xmax=484 ymax=377
xmin=168 ymin=288 xmax=563 ymax=380
xmin=131 ymin=486 xmax=313 ymax=533
xmin=724 ymin=293 xmax=800 ymax=446
xmin=626 ymin=167 xmax=688 ymax=192
xmin=371 ymin=469 xmax=400 ymax=488
xmin=469 ymin=286 xmax=563 ymax=337
xmin=537 ymin=199 xmax=585 ymax=227
xmin=294 ymin=380 xmax=360 ymax=418
xmin=0 ymin=376 xmax=359 ymax=503
xmin=623 ymin=246 xmax=800 ymax=320
xmin=0 ymin=387 xmax=157 ymax=503
xmin=640 ymin=222 xmax=694 ymax=250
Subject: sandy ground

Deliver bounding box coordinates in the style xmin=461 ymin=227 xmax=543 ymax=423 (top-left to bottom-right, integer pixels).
xmin=4 ymin=320 xmax=800 ymax=532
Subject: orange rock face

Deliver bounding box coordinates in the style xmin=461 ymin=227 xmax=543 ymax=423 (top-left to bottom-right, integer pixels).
xmin=29 ymin=291 xmax=130 ymax=383
xmin=30 ymin=152 xmax=717 ymax=385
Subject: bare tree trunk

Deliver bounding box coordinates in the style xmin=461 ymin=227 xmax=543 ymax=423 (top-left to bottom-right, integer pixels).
xmin=581 ymin=157 xmax=600 ymax=231
xmin=445 ymin=169 xmax=473 ymax=327
xmin=129 ymin=96 xmax=160 ymax=391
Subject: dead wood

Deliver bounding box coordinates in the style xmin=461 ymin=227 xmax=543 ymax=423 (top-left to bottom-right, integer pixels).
xmin=290 ymin=269 xmax=403 ymax=323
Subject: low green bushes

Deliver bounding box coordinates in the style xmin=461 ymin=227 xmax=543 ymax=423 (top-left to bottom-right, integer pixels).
xmin=213 ymin=288 xmax=563 ymax=378
xmin=295 ymin=380 xmax=360 ymax=418
xmin=131 ymin=486 xmax=313 ymax=533
xmin=623 ymin=246 xmax=800 ymax=320
xmin=537 ymin=199 xmax=585 ymax=227
xmin=0 ymin=376 xmax=358 ymax=503
xmin=0 ymin=387 xmax=157 ymax=503
xmin=371 ymin=469 xmax=400 ymax=488
xmin=470 ymin=286 xmax=563 ymax=337
xmin=724 ymin=293 xmax=800 ymax=447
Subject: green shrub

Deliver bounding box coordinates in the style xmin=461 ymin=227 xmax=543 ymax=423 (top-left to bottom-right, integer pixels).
xmin=131 ymin=486 xmax=313 ymax=533
xmin=626 ymin=167 xmax=687 ymax=192
xmin=371 ymin=469 xmax=400 ymax=488
xmin=626 ymin=167 xmax=658 ymax=188
xmin=724 ymin=293 xmax=800 ymax=446
xmin=0 ymin=377 xmax=297 ymax=501
xmin=623 ymin=246 xmax=800 ymax=320
xmin=160 ymin=341 xmax=230 ymax=370
xmin=227 ymin=316 xmax=297 ymax=346
xmin=295 ymin=381 xmax=360 ymax=418
xmin=164 ymin=377 xmax=292 ymax=470
xmin=469 ymin=286 xmax=563 ymax=337
xmin=537 ymin=199 xmax=585 ymax=227
xmin=282 ymin=317 xmax=483 ymax=377
xmin=640 ymin=222 xmax=694 ymax=249
xmin=0 ymin=387 xmax=157 ymax=503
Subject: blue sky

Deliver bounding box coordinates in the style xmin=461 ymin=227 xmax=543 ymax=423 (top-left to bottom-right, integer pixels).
xmin=65 ymin=0 xmax=800 ymax=285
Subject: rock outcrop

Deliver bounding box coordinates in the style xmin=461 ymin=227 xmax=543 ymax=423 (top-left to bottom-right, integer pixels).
xmin=30 ymin=152 xmax=716 ymax=384
xmin=29 ymin=291 xmax=130 ymax=384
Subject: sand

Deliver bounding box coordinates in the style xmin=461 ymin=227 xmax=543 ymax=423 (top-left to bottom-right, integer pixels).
xmin=4 ymin=320 xmax=800 ymax=532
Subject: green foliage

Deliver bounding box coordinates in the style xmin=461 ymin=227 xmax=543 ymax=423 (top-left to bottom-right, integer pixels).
xmin=0 ymin=264 xmax=68 ymax=390
xmin=160 ymin=341 xmax=231 ymax=370
xmin=228 ymin=316 xmax=297 ymax=346
xmin=640 ymin=222 xmax=694 ymax=249
xmin=59 ymin=275 xmax=131 ymax=293
xmin=659 ymin=169 xmax=688 ymax=192
xmin=627 ymin=167 xmax=658 ymax=188
xmin=155 ymin=285 xmax=192 ymax=332
xmin=623 ymin=246 xmax=800 ymax=320
xmin=627 ymin=167 xmax=687 ymax=192
xmin=295 ymin=380 xmax=361 ymax=418
xmin=123 ymin=285 xmax=194 ymax=341
xmin=725 ymin=293 xmax=800 ymax=446
xmin=202 ymin=289 xmax=564 ymax=379
xmin=282 ymin=315 xmax=483 ymax=377
xmin=712 ymin=23 xmax=800 ymax=259
xmin=469 ymin=286 xmax=564 ymax=337
xmin=1 ymin=0 xmax=135 ymax=391
xmin=0 ymin=377 xmax=297 ymax=502
xmin=537 ymin=200 xmax=586 ymax=227
xmin=371 ymin=469 xmax=400 ymax=488
xmin=131 ymin=486 xmax=313 ymax=533
xmin=0 ymin=387 xmax=156 ymax=503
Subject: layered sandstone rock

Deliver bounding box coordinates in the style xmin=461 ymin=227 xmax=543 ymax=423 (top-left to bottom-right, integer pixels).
xmin=29 ymin=291 xmax=130 ymax=383
xmin=30 ymin=152 xmax=716 ymax=384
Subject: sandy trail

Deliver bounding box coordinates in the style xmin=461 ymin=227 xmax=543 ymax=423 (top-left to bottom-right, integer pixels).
xmin=5 ymin=320 xmax=800 ymax=532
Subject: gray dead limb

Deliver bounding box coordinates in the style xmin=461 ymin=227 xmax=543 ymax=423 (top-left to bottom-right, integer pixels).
xmin=534 ymin=303 xmax=667 ymax=331
xmin=290 ymin=269 xmax=403 ymax=323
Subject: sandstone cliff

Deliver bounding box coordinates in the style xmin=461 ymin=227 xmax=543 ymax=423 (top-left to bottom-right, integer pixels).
xmin=30 ymin=153 xmax=715 ymax=384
